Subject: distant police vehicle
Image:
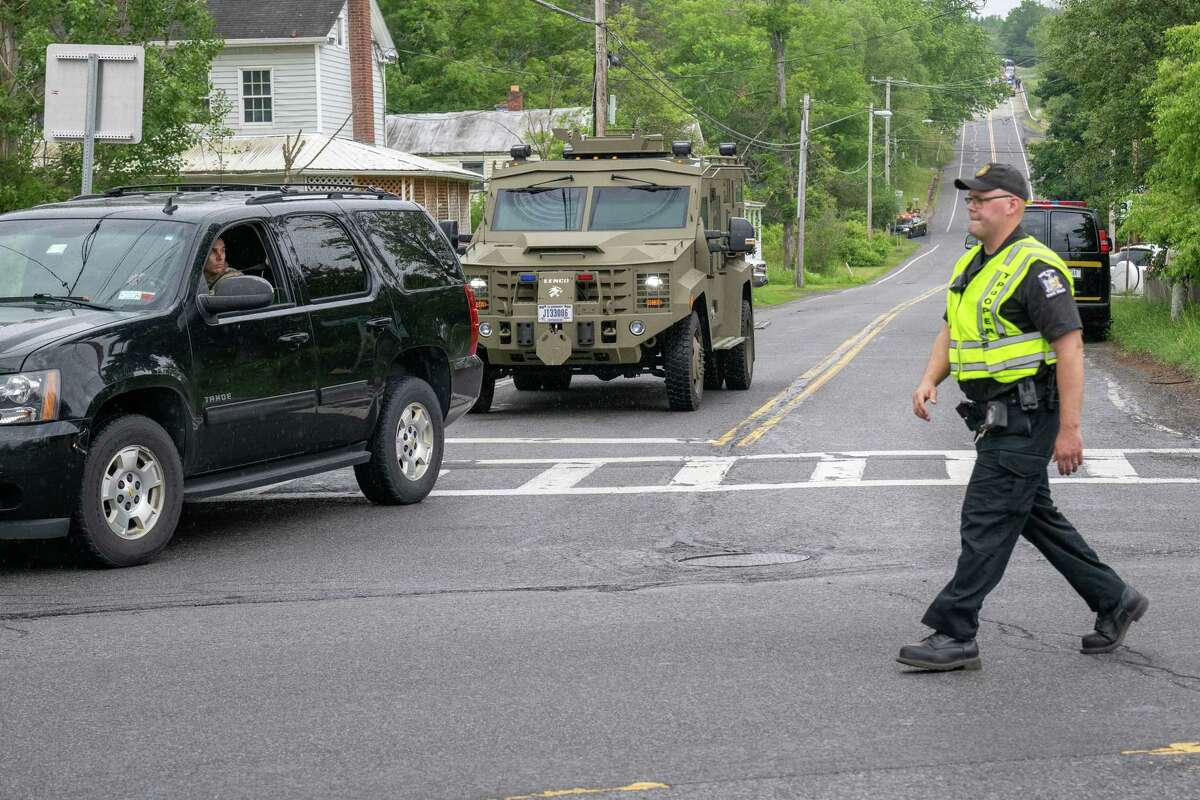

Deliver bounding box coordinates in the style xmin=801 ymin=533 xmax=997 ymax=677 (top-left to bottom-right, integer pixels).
xmin=462 ymin=131 xmax=757 ymax=412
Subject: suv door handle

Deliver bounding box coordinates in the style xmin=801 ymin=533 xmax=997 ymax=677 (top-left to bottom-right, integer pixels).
xmin=277 ymin=331 xmax=311 ymax=348
xmin=365 ymin=317 xmax=392 ymax=329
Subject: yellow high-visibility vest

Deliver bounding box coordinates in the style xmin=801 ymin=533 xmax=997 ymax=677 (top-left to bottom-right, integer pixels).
xmin=946 ymin=235 xmax=1073 ymax=384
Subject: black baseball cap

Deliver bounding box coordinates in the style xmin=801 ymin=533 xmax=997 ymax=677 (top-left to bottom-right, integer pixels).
xmin=954 ymin=162 xmax=1029 ymax=201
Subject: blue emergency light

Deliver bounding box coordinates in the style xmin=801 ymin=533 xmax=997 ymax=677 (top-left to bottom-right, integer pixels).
xmin=519 ymin=273 xmax=537 ymax=282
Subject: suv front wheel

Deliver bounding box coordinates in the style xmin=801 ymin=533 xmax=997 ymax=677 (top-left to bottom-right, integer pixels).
xmin=355 ymin=376 xmax=445 ymax=505
xmin=72 ymin=414 xmax=184 ymax=567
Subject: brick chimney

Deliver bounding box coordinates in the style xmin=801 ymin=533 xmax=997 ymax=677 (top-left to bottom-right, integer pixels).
xmin=506 ymin=85 xmax=523 ymax=112
xmin=348 ymin=0 xmax=375 ymax=143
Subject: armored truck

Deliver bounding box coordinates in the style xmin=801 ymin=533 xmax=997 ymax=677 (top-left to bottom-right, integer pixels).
xmin=463 ymin=131 xmax=756 ymax=412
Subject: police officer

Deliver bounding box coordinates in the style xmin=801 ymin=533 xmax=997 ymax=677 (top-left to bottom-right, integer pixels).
xmin=898 ymin=163 xmax=1148 ymax=671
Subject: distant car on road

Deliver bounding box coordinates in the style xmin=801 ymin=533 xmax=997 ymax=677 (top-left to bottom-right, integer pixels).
xmin=0 ymin=185 xmax=482 ymax=566
xmin=894 ymin=215 xmax=928 ymax=238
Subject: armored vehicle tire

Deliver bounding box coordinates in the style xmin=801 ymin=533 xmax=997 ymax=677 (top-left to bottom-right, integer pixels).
xmin=665 ymin=311 xmax=704 ymax=412
xmin=71 ymin=414 xmax=184 ymax=568
xmin=355 ymin=376 xmax=444 ymax=505
xmin=724 ymin=299 xmax=755 ymax=390
xmin=541 ymin=369 xmax=573 ymax=391
xmin=512 ymin=371 xmax=543 ymax=391
xmin=469 ymin=369 xmax=497 ymax=413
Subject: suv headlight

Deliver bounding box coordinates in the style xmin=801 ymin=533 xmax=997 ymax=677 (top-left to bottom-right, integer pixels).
xmin=0 ymin=370 xmax=61 ymax=425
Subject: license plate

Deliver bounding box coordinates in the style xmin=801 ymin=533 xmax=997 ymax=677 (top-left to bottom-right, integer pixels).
xmin=537 ymin=304 xmax=573 ymax=323
xmin=1070 ymin=268 xmax=1082 ymax=278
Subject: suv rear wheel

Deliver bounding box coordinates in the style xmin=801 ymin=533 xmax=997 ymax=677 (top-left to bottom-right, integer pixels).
xmin=664 ymin=311 xmax=704 ymax=411
xmin=72 ymin=414 xmax=184 ymax=567
xmin=355 ymin=376 xmax=444 ymax=505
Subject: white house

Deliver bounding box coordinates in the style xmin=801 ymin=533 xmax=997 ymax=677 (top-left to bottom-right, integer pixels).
xmin=181 ymin=0 xmax=475 ymax=227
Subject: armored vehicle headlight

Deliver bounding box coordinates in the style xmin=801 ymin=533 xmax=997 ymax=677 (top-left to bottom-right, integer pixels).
xmin=644 ymin=275 xmax=663 ymax=289
xmin=671 ymin=140 xmax=693 ymax=157
xmin=629 ymin=320 xmax=646 ymax=336
xmin=469 ymin=277 xmax=487 ymax=291
xmin=478 ymin=322 xmax=493 ymax=337
xmin=0 ymin=369 xmax=60 ymax=425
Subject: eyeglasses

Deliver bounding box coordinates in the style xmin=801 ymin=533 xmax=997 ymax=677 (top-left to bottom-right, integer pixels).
xmin=963 ymin=194 xmax=1016 ymax=207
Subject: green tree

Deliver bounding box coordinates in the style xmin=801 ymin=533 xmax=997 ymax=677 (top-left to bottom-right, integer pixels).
xmin=1124 ymin=23 xmax=1200 ymax=318
xmin=0 ymin=0 xmax=222 ymax=212
xmin=999 ymin=0 xmax=1053 ymax=64
xmin=1029 ymin=0 xmax=1200 ymax=213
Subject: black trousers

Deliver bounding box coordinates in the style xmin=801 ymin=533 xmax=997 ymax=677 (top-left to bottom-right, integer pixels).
xmin=922 ymin=403 xmax=1128 ymax=641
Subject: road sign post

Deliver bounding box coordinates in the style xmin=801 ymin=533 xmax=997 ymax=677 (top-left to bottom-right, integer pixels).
xmin=43 ymin=44 xmax=145 ymax=195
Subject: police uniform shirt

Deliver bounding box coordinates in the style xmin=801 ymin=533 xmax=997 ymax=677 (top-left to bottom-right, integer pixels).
xmin=945 ymin=224 xmax=1082 ymax=402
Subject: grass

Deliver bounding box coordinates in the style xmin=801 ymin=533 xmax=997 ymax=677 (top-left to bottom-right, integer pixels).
xmin=1015 ymin=67 xmax=1047 ymax=133
xmin=893 ymin=161 xmax=936 ymax=215
xmin=1110 ymin=296 xmax=1200 ymax=379
xmin=752 ymin=236 xmax=919 ymax=307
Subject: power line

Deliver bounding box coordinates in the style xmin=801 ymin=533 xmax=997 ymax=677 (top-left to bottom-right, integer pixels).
xmin=524 ymin=0 xmax=595 ymax=25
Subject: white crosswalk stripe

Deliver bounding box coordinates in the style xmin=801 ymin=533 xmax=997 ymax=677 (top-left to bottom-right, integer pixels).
xmin=209 ymin=448 xmax=1200 ymax=502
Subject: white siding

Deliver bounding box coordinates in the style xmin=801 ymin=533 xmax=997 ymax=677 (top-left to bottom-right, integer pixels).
xmin=318 ymin=43 xmax=353 ymax=138
xmin=209 ymin=46 xmax=318 ymax=136
xmin=372 ymin=57 xmax=384 ymax=147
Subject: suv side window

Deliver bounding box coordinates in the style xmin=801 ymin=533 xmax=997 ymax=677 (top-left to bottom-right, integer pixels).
xmin=281 ymin=214 xmax=368 ymax=300
xmin=1050 ymin=211 xmax=1098 ymax=254
xmin=355 ymin=209 xmax=464 ymax=291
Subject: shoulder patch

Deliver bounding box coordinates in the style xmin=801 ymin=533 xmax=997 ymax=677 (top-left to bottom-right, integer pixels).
xmin=1037 ymin=268 xmax=1068 ymax=298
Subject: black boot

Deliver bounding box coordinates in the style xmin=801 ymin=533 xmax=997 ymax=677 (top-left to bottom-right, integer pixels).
xmin=1081 ymin=586 xmax=1149 ymax=654
xmin=897 ymin=632 xmax=981 ymax=671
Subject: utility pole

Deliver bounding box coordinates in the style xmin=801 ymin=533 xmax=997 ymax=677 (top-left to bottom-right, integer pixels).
xmin=867 ymin=103 xmax=874 ymax=238
xmin=593 ymin=0 xmax=607 ymax=136
xmin=884 ymin=76 xmax=891 ymax=188
xmin=795 ymin=93 xmax=810 ymax=288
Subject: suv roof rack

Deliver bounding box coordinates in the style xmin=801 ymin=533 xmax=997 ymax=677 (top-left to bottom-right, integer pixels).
xmin=244 ymin=186 xmax=399 ymax=205
xmin=92 ymin=183 xmax=285 ymax=198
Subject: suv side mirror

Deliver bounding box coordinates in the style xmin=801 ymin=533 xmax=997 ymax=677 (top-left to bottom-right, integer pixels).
xmin=456 ymin=232 xmax=472 ymax=255
xmin=198 ymin=274 xmax=275 ymax=315
xmin=438 ymin=219 xmax=460 ymax=245
xmin=727 ymin=217 xmax=754 ymax=254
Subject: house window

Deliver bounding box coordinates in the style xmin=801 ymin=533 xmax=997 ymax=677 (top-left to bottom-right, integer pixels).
xmin=335 ymin=13 xmax=345 ymax=47
xmin=461 ymin=161 xmax=485 ymax=191
xmin=241 ymin=69 xmax=273 ymax=124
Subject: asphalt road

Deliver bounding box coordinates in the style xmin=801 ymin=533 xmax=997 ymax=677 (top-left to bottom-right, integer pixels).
xmin=4 ymin=98 xmax=1200 ymax=800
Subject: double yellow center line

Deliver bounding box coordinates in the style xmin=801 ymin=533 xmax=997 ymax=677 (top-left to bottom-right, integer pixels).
xmin=987 ymin=108 xmax=997 ymax=161
xmin=712 ymin=285 xmax=943 ymax=448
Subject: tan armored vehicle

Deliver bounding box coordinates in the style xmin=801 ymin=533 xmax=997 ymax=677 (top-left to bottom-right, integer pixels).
xmin=463 ymin=131 xmax=756 ymax=412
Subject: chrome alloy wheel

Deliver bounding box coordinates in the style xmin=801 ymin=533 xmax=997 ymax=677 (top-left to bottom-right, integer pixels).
xmin=100 ymin=445 xmax=166 ymax=540
xmin=395 ymin=402 xmax=434 ymax=481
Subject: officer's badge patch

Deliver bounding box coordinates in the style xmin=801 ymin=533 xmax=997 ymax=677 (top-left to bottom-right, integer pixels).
xmin=1037 ymin=268 xmax=1067 ymax=298
xmin=976 ymin=164 xmax=991 ymax=177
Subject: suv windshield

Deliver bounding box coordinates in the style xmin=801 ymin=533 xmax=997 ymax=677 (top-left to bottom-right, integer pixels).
xmin=590 ymin=186 xmax=689 ymax=230
xmin=0 ymin=218 xmax=191 ymax=309
xmin=492 ymin=187 xmax=586 ymax=231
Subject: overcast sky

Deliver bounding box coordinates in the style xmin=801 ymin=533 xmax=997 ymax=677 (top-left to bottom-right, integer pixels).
xmin=977 ymin=0 xmax=1053 ymax=18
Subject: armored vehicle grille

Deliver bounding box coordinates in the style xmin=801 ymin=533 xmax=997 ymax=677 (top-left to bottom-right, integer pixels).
xmin=488 ymin=269 xmax=633 ymax=315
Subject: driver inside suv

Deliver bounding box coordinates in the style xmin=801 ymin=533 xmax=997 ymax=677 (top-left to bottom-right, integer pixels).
xmin=202 ymin=236 xmax=242 ymax=293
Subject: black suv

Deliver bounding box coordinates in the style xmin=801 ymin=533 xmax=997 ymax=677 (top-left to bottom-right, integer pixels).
xmin=0 ymin=186 xmax=482 ymax=566
xmin=965 ymin=200 xmax=1113 ymax=339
